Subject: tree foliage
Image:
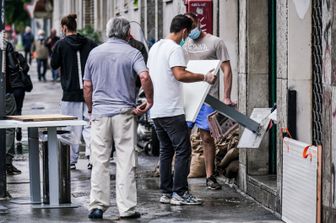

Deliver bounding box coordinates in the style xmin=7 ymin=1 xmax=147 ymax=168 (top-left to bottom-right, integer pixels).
xmin=78 ymin=25 xmax=101 ymax=44
xmin=5 ymin=0 xmax=31 ymax=32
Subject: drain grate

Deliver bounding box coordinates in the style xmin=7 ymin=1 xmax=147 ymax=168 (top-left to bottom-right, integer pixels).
xmin=72 ymin=191 xmax=90 ymax=198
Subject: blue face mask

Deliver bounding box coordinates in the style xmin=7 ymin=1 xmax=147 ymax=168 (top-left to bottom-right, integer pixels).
xmin=189 ymin=27 xmax=201 ymax=40
xmin=179 ymin=38 xmax=186 ymax=46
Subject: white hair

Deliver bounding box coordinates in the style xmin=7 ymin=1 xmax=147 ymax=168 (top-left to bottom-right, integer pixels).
xmin=25 ymin=26 xmax=31 ymax=33
xmin=38 ymin=29 xmax=45 ymax=36
xmin=106 ymin=17 xmax=130 ymax=40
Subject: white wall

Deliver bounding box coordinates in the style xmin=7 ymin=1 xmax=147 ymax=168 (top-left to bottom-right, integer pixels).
xmin=219 ymin=0 xmax=238 ymax=102
xmin=162 ymin=0 xmax=186 ymax=37
xmin=114 ymin=0 xmax=143 ymax=41
xmin=94 ymin=0 xmax=115 ymax=41
xmin=52 ymin=0 xmax=83 ymax=33
xmin=288 ymin=0 xmax=312 ymax=144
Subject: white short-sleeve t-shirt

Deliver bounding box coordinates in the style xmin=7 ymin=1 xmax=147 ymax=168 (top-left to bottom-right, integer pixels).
xmin=147 ymin=39 xmax=187 ymax=119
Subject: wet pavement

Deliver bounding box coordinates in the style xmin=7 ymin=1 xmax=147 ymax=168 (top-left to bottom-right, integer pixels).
xmin=0 ymin=60 xmax=282 ymax=222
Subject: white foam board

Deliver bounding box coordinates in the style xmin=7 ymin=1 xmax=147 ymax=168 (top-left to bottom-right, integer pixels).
xmin=237 ymin=108 xmax=272 ymax=149
xmin=183 ymin=60 xmax=221 ymax=122
xmin=282 ymin=137 xmax=318 ymax=223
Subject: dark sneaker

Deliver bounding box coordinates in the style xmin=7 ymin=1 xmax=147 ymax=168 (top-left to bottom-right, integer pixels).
xmin=120 ymin=211 xmax=141 ymax=219
xmin=16 ymin=128 xmax=22 ymax=141
xmin=206 ymin=175 xmax=222 ymax=190
xmin=185 ymin=191 xmax=203 ymax=202
xmin=87 ymin=163 xmax=92 ymax=170
xmin=88 ymin=208 xmax=103 ymax=219
xmin=6 ymin=164 xmax=22 ymax=175
xmin=70 ymin=164 xmax=76 ymax=170
xmin=16 ymin=143 xmax=23 ymax=154
xmin=170 ymin=192 xmax=202 ymax=205
xmin=160 ymin=193 xmax=172 ymax=204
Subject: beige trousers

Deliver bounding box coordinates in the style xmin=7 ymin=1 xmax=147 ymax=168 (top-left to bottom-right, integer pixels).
xmin=89 ymin=113 xmax=137 ymax=216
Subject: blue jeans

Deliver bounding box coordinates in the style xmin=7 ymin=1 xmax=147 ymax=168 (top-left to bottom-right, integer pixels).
xmin=51 ymin=69 xmax=59 ymax=81
xmin=37 ymin=59 xmax=47 ymax=81
xmin=153 ymin=115 xmax=191 ymax=196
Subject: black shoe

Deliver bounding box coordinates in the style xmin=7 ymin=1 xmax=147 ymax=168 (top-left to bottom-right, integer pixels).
xmin=206 ymin=175 xmax=222 ymax=190
xmin=88 ymin=208 xmax=103 ymax=219
xmin=120 ymin=211 xmax=141 ymax=219
xmin=16 ymin=128 xmax=22 ymax=141
xmin=6 ymin=164 xmax=22 ymax=175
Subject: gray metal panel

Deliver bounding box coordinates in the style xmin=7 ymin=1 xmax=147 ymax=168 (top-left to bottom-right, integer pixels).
xmin=47 ymin=127 xmax=60 ymax=205
xmin=282 ymin=137 xmax=317 ymax=223
xmin=204 ymin=95 xmax=260 ymax=133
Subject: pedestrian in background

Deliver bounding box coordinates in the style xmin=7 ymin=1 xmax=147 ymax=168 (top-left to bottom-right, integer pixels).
xmin=51 ymin=14 xmax=97 ymax=170
xmin=184 ymin=12 xmax=234 ymax=190
xmin=46 ymin=28 xmax=60 ymax=81
xmin=5 ymin=30 xmax=30 ymax=154
xmin=4 ymin=40 xmax=22 ymax=175
xmin=34 ymin=30 xmax=48 ymax=82
xmin=22 ymin=26 xmax=34 ymax=64
xmin=147 ymin=14 xmax=216 ymax=206
xmin=84 ymin=17 xmax=153 ymax=219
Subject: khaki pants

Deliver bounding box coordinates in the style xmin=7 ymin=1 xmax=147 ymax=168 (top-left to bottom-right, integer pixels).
xmin=89 ymin=113 xmax=137 ymax=216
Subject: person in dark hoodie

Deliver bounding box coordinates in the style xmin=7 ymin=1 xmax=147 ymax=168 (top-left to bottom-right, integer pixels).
xmin=5 ymin=31 xmax=30 ymax=156
xmin=51 ymin=14 xmax=97 ymax=169
xmin=4 ymin=40 xmax=23 ymax=175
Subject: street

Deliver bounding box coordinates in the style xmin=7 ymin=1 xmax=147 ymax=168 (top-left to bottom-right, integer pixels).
xmin=0 ymin=60 xmax=282 ymax=222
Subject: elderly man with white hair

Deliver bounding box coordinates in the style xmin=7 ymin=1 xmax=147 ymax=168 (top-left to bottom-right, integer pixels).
xmin=84 ymin=17 xmax=153 ymax=219
xmin=22 ymin=26 xmax=34 ymax=64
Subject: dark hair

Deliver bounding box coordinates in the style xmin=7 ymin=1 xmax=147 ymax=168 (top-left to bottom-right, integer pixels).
xmin=184 ymin=12 xmax=198 ymax=22
xmin=61 ymin=14 xmax=77 ymax=32
xmin=169 ymin=14 xmax=193 ymax=33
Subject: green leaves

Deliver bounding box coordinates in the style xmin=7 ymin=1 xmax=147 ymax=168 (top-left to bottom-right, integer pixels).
xmin=78 ymin=25 xmax=101 ymax=44
xmin=5 ymin=0 xmax=30 ymax=32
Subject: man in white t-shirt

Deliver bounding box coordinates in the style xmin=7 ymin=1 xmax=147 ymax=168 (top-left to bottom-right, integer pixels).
xmin=147 ymin=14 xmax=216 ymax=206
xmin=184 ymin=12 xmax=234 ymax=190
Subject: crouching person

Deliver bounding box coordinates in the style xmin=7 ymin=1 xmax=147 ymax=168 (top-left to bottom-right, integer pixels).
xmin=83 ymin=17 xmax=153 ymax=219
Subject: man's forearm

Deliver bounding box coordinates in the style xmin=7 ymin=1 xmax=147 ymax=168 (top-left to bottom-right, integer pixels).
xmin=222 ymin=61 xmax=232 ymax=99
xmin=178 ymin=70 xmax=204 ymax=83
xmin=83 ymin=85 xmax=93 ymax=112
xmin=172 ymin=67 xmax=204 ymax=83
xmin=140 ymin=72 xmax=154 ymax=104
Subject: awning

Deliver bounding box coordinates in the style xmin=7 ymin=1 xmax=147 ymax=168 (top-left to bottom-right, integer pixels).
xmin=33 ymin=0 xmax=53 ymax=18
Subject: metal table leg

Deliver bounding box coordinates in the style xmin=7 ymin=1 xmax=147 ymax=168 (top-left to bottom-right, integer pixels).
xmin=32 ymin=127 xmax=79 ymax=209
xmin=28 ymin=127 xmax=41 ymax=204
xmin=11 ymin=127 xmax=41 ymax=205
xmin=47 ymin=127 xmax=60 ymax=205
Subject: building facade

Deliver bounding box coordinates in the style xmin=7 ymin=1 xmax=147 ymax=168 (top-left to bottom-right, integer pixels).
xmin=48 ymin=0 xmax=336 ymax=221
